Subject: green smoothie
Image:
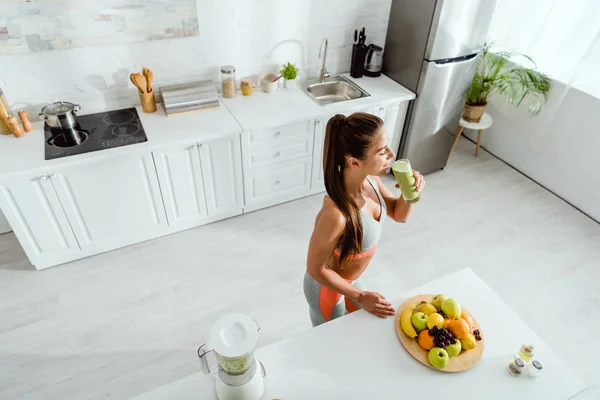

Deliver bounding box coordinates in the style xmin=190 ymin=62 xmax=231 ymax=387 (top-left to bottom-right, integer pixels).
xmin=392 ymin=159 xmax=420 ymax=203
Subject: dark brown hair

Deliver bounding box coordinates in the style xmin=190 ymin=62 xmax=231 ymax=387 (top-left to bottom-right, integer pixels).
xmin=323 ymin=112 xmax=384 ymax=260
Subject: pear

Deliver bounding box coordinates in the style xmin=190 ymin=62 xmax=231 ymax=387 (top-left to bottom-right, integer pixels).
xmin=431 ymin=294 xmax=446 ymax=311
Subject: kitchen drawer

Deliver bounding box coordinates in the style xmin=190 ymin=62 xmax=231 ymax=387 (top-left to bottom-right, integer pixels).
xmin=243 ymin=136 xmax=313 ymax=170
xmin=242 ymin=120 xmax=313 ymax=151
xmin=243 ymin=156 xmax=312 ymax=212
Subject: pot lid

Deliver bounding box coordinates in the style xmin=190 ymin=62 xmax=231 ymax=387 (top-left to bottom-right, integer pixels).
xmin=41 ymin=100 xmax=78 ymax=115
xmin=220 ymin=65 xmax=235 ymax=74
xmin=208 ymin=314 xmax=258 ymax=358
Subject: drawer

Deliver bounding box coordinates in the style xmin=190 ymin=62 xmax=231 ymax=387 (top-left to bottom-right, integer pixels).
xmin=243 ymin=136 xmax=313 ymax=170
xmin=242 ymin=120 xmax=313 ymax=151
xmin=243 ymin=156 xmax=312 ymax=212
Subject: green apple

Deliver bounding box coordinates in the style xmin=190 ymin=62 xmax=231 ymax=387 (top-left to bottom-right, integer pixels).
xmin=411 ymin=312 xmax=429 ymax=333
xmin=444 ymin=340 xmax=462 ymax=357
xmin=415 ymin=303 xmax=437 ymax=315
xmin=441 ymin=298 xmax=461 ymax=318
xmin=427 ymin=313 xmax=445 ymax=329
xmin=431 ymin=294 xmax=446 ymax=311
xmin=428 ymin=347 xmax=450 ymax=369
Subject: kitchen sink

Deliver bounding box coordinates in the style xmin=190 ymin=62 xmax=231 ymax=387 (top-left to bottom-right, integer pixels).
xmin=299 ymin=75 xmax=370 ymax=106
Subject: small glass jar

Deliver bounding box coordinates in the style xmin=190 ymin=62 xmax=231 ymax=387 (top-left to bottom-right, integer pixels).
xmin=518 ymin=344 xmax=535 ymax=362
xmin=525 ymin=360 xmax=543 ymax=378
xmin=220 ymin=65 xmax=236 ymax=99
xmin=508 ymin=356 xmax=526 ymax=376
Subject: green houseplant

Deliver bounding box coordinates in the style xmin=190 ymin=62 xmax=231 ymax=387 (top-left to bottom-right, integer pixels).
xmin=280 ymin=62 xmax=299 ymax=89
xmin=463 ymin=43 xmax=552 ymax=122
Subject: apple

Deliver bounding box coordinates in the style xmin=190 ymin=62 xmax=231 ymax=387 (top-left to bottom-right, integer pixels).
xmin=441 ymin=298 xmax=461 ymax=318
xmin=431 ymin=294 xmax=446 ymax=311
xmin=411 ymin=312 xmax=429 ymax=333
xmin=428 ymin=347 xmax=450 ymax=369
xmin=444 ymin=340 xmax=462 ymax=357
xmin=415 ymin=303 xmax=437 ymax=315
xmin=427 ymin=313 xmax=445 ymax=329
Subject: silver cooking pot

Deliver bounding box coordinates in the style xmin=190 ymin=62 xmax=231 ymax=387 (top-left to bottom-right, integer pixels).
xmin=39 ymin=100 xmax=81 ymax=129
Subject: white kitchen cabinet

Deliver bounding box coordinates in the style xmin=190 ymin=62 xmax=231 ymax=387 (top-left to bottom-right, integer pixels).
xmin=198 ymin=135 xmax=244 ymax=217
xmin=49 ymin=151 xmax=168 ymax=255
xmin=244 ymin=156 xmax=313 ymax=212
xmin=0 ymin=172 xmax=80 ymax=269
xmin=153 ymin=142 xmax=209 ymax=231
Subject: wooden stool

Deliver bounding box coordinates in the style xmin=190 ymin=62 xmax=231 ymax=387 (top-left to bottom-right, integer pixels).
xmin=448 ymin=112 xmax=493 ymax=158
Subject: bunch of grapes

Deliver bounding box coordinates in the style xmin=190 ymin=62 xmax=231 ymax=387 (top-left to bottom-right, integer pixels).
xmin=429 ymin=326 xmax=456 ymax=347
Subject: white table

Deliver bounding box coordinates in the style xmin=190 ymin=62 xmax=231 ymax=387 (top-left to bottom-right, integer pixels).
xmin=449 ymin=112 xmax=494 ymax=158
xmin=130 ymin=269 xmax=587 ymax=400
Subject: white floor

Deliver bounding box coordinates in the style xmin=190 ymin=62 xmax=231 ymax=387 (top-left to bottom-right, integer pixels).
xmin=1 ymin=138 xmax=599 ymax=400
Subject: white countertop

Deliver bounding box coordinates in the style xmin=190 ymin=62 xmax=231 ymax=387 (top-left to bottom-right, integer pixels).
xmin=129 ymin=269 xmax=587 ymax=400
xmin=0 ymin=101 xmax=242 ymax=180
xmin=0 ymin=74 xmax=414 ymax=181
xmin=221 ymin=73 xmax=416 ymax=130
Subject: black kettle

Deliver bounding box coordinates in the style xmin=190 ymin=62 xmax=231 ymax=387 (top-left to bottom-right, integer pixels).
xmin=364 ymin=44 xmax=383 ymax=77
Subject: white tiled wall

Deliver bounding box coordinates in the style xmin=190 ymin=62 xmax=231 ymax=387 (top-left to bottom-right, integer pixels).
xmin=1 ymin=0 xmax=392 ymax=115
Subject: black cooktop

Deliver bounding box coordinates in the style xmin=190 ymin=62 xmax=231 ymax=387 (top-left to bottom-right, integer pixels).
xmin=44 ymin=108 xmax=147 ymax=160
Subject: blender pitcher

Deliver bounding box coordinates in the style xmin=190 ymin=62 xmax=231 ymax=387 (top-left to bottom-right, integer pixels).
xmin=198 ymin=314 xmax=266 ymax=400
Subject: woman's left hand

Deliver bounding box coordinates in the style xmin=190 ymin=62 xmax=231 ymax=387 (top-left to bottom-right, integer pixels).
xmin=413 ymin=170 xmax=425 ymax=192
xmin=394 ymin=170 xmax=426 ymax=192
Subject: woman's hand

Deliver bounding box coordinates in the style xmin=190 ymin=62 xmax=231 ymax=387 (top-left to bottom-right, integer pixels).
xmin=358 ymin=291 xmax=396 ymax=318
xmin=395 ymin=170 xmax=426 ymax=192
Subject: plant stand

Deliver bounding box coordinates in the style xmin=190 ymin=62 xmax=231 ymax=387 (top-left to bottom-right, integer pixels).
xmin=448 ymin=112 xmax=493 ymax=160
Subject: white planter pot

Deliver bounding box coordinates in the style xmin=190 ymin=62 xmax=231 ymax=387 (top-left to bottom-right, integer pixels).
xmin=283 ymin=79 xmax=297 ymax=89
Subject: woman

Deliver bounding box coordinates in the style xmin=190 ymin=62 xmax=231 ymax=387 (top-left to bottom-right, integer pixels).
xmin=304 ymin=112 xmax=425 ymax=326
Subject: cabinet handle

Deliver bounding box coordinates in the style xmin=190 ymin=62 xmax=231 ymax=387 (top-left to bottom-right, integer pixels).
xmin=274 ymin=180 xmax=280 ymax=185
xmin=49 ymin=174 xmax=56 ymax=179
xmin=198 ymin=143 xmax=203 ymax=148
xmin=39 ymin=175 xmax=48 ymax=181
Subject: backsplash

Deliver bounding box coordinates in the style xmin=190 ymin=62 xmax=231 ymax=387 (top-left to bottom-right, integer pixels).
xmin=0 ymin=0 xmax=392 ymax=116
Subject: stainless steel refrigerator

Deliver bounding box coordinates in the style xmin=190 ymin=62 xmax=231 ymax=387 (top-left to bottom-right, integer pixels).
xmin=383 ymin=0 xmax=497 ymax=174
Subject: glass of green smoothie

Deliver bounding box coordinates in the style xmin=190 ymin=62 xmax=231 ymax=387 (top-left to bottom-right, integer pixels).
xmin=392 ymin=159 xmax=420 ymax=203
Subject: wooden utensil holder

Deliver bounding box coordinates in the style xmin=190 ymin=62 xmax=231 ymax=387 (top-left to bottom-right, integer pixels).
xmin=139 ymin=90 xmax=157 ymax=113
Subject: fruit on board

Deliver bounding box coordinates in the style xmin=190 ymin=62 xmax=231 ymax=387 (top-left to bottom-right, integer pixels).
xmin=448 ymin=318 xmax=470 ymax=339
xmin=459 ymin=333 xmax=477 ymax=350
xmin=400 ymin=304 xmax=418 ymax=338
xmin=411 ymin=312 xmax=429 ymax=333
xmin=415 ymin=303 xmax=437 ymax=315
xmin=441 ymin=298 xmax=461 ymax=318
xmin=427 ymin=313 xmax=445 ymax=330
xmin=431 ymin=294 xmax=446 ymax=311
xmin=444 ymin=339 xmax=462 ymax=357
xmin=418 ymin=330 xmax=435 ymax=350
xmin=461 ymin=309 xmax=474 ymax=329
xmin=428 ymin=347 xmax=450 ymax=369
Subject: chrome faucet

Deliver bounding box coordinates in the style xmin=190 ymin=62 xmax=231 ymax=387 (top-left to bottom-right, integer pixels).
xmin=318 ymin=38 xmax=330 ymax=83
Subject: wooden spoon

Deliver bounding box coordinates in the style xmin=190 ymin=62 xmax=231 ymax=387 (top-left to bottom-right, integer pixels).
xmin=130 ymin=73 xmax=140 ymax=92
xmin=143 ymin=68 xmax=154 ymax=93
xmin=132 ymin=73 xmax=147 ymax=94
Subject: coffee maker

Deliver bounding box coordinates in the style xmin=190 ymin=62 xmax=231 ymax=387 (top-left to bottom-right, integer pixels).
xmin=364 ymin=44 xmax=383 ymax=77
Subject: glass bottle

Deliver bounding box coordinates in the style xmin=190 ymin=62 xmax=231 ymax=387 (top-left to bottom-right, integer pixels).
xmin=525 ymin=360 xmax=543 ymax=378
xmin=518 ymin=344 xmax=534 ymax=362
xmin=220 ymin=65 xmax=236 ymax=99
xmin=508 ymin=357 xmax=525 ymax=376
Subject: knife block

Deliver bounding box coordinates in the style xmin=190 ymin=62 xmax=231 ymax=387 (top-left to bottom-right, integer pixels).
xmin=139 ymin=90 xmax=157 ymax=113
xmin=350 ymin=44 xmax=368 ymax=78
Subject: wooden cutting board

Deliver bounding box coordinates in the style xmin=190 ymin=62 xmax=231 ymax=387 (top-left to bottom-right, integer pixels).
xmin=395 ymin=294 xmax=484 ymax=372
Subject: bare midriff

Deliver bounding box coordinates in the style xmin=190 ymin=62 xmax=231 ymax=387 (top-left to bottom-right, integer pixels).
xmin=326 ymin=249 xmax=376 ymax=281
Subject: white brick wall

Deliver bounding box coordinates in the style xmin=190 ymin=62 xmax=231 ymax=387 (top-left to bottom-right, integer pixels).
xmin=0 ymin=0 xmax=392 ymax=115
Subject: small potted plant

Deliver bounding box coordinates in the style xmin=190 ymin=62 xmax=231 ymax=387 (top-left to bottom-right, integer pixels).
xmin=463 ymin=43 xmax=551 ymax=122
xmin=280 ymin=62 xmax=299 ymax=89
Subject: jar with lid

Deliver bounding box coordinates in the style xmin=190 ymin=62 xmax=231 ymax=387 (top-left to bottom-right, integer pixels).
xmin=508 ymin=356 xmax=526 ymax=376
xmin=220 ymin=65 xmax=236 ymax=99
xmin=517 ymin=344 xmax=535 ymax=361
xmin=525 ymin=360 xmax=543 ymax=378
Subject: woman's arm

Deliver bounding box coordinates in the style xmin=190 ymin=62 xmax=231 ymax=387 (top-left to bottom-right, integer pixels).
xmin=306 ymin=201 xmax=395 ymax=318
xmin=306 ymin=206 xmax=364 ymax=303
xmin=373 ymin=172 xmax=425 ymax=223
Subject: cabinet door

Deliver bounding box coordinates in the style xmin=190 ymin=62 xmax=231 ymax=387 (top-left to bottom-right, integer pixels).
xmin=153 ymin=142 xmax=209 ymax=230
xmin=50 ymin=151 xmax=168 ymax=254
xmin=0 ymin=173 xmax=80 ymax=268
xmin=199 ymin=135 xmax=244 ymax=217
xmin=311 ymin=118 xmax=328 ymax=193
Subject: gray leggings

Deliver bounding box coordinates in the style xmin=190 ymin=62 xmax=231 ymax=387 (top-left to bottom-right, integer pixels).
xmin=303 ymin=272 xmax=365 ymax=327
